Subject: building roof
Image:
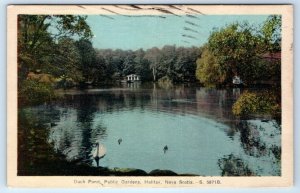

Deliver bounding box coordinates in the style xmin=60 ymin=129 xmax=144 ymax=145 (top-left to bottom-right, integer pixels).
xmin=262 ymin=52 xmax=281 ymax=59
xmin=126 ymin=74 xmax=140 ymax=77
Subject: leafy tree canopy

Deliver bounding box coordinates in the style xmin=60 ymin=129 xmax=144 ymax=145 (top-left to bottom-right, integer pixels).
xmin=18 ymin=15 xmax=93 ymax=80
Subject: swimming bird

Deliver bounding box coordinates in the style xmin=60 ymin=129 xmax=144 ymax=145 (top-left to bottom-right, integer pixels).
xmin=118 ymin=138 xmax=122 ymax=145
xmin=163 ymin=145 xmax=168 ymax=154
xmin=93 ymin=142 xmax=106 ymax=167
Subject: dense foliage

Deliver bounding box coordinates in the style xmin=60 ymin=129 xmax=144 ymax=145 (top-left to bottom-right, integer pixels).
xmin=19 ymin=80 xmax=55 ymax=105
xmin=18 ymin=15 xmax=200 ymax=85
xmin=18 ymin=14 xmax=281 ymax=107
xmin=232 ymin=90 xmax=280 ymax=119
xmin=195 ymin=46 xmax=225 ymax=86
xmin=17 ymin=15 xmax=201 ymax=105
xmin=18 ymin=15 xmax=93 ymax=105
xmin=94 ymin=46 xmax=200 ymax=84
xmin=18 ymin=15 xmax=93 ymax=81
xmin=195 ymin=15 xmax=281 ymax=86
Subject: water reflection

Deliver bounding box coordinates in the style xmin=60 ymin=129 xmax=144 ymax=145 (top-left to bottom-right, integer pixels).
xmin=218 ymin=154 xmax=254 ymax=176
xmin=57 ymin=84 xmax=238 ymax=122
xmin=237 ymin=121 xmax=267 ymax=157
xmin=19 ymin=84 xmax=281 ymax=176
xmin=49 ymin=108 xmax=108 ymax=165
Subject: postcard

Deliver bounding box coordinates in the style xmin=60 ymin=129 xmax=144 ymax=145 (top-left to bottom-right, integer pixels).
xmin=7 ymin=5 xmax=293 ymax=188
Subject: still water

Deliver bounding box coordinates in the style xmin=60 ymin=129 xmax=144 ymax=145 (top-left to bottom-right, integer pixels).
xmin=20 ymin=83 xmax=281 ymax=176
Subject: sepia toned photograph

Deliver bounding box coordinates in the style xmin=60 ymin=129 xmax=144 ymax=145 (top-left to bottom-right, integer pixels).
xmin=7 ymin=5 xmax=293 ymax=188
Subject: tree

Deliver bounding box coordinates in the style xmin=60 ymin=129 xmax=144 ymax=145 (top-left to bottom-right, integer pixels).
xmin=92 ymin=53 xmax=107 ymax=83
xmin=261 ymin=15 xmax=281 ymax=53
xmin=93 ymin=46 xmax=200 ymax=84
xmin=144 ymin=47 xmax=161 ymax=81
xmin=134 ymin=49 xmax=152 ymax=81
xmin=207 ymin=23 xmax=261 ymax=84
xmin=51 ymin=37 xmax=83 ymax=82
xmin=158 ymin=45 xmax=177 ymax=81
xmin=18 ymin=15 xmax=93 ymax=81
xmin=112 ymin=49 xmax=127 ymax=75
xmin=175 ymin=47 xmax=199 ymax=82
xmin=196 ymin=46 xmax=225 ymax=86
xmin=75 ymin=39 xmax=96 ymax=82
xmin=196 ymin=16 xmax=282 ymax=86
xmin=123 ymin=51 xmax=136 ymax=75
xmin=100 ymin=49 xmax=118 ymax=80
xmin=18 ymin=15 xmax=53 ymax=80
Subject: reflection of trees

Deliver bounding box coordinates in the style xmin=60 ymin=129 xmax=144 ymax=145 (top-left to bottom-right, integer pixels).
xmin=76 ymin=95 xmax=99 ymax=164
xmin=218 ymin=154 xmax=254 ymax=176
xmin=236 ymin=121 xmax=267 ymax=157
xmin=49 ymin=95 xmax=108 ymax=164
xmin=49 ymin=110 xmax=108 ymax=165
xmin=20 ymin=85 xmax=281 ymax=174
xmin=60 ymin=86 xmax=240 ymax=124
xmin=91 ymin=124 xmax=108 ymax=142
xmin=55 ymin=87 xmax=275 ymax=165
xmin=57 ymin=86 xmax=278 ymax=163
xmin=18 ymin=106 xmax=67 ymax=175
xmin=219 ymin=120 xmax=281 ymax=176
xmin=195 ymin=88 xmax=238 ymax=123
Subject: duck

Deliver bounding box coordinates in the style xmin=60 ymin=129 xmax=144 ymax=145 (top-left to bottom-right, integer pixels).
xmin=163 ymin=145 xmax=168 ymax=154
xmin=118 ymin=138 xmax=122 ymax=145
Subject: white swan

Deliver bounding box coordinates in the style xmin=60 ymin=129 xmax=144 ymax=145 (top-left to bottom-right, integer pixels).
xmin=93 ymin=143 xmax=106 ymax=167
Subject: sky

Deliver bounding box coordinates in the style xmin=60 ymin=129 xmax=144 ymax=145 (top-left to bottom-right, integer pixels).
xmin=87 ymin=15 xmax=269 ymax=50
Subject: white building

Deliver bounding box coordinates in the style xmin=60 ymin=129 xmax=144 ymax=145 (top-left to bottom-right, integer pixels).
xmin=126 ymin=74 xmax=140 ymax=82
xmin=232 ymin=76 xmax=243 ymax=85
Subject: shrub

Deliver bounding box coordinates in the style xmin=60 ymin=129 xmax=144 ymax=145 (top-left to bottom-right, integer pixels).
xmin=19 ymin=80 xmax=55 ymax=106
xmin=232 ymin=90 xmax=280 ymax=118
xmin=27 ymin=72 xmax=56 ymax=84
xmin=158 ymin=76 xmax=173 ymax=89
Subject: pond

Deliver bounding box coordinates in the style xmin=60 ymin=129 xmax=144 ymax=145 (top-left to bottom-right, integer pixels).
xmin=18 ymin=83 xmax=281 ymax=176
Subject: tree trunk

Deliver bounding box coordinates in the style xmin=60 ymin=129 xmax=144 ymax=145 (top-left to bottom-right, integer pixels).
xmin=152 ymin=67 xmax=156 ymax=81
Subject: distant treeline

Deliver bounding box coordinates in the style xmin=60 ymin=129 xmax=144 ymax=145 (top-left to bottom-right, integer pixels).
xmin=94 ymin=46 xmax=200 ymax=83
xmin=18 ymin=15 xmax=281 ymax=88
xmin=17 ymin=16 xmax=200 ymax=87
xmin=17 ymin=15 xmax=281 ymax=106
